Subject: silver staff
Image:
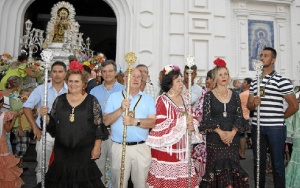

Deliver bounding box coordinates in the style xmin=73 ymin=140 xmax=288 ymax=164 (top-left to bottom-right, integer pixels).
xmin=252 ymin=60 xmax=263 ymax=188
xmin=40 ymin=49 xmax=53 ymax=188
xmin=185 ymin=55 xmax=195 ymax=188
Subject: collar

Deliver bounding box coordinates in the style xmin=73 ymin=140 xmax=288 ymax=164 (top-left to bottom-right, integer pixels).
xmin=48 ymin=82 xmax=68 ymax=90
xmin=262 ymin=70 xmax=276 ymax=78
xmin=122 ymin=90 xmax=143 ymax=98
xmin=102 ymin=80 xmax=119 ymax=90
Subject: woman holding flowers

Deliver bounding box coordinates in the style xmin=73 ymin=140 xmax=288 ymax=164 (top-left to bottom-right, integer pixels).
xmin=0 ymin=76 xmax=23 ymax=154
xmin=199 ymin=58 xmax=250 ymax=187
xmin=146 ymin=65 xmax=203 ymax=188
xmin=0 ymin=91 xmax=24 ymax=187
xmin=39 ymin=61 xmax=108 ymax=187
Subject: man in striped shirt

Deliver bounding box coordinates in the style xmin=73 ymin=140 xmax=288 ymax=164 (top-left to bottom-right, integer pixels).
xmin=247 ymin=47 xmax=299 ymax=188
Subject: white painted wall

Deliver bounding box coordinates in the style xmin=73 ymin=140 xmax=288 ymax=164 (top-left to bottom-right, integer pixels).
xmin=0 ymin=0 xmax=299 ymax=87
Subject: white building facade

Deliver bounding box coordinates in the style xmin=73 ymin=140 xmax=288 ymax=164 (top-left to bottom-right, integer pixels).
xmin=0 ymin=0 xmax=299 ymax=86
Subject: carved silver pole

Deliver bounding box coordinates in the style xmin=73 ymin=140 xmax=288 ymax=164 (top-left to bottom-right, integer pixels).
xmin=40 ymin=49 xmax=53 ymax=188
xmin=252 ymin=60 xmax=263 ymax=188
xmin=185 ymin=55 xmax=195 ymax=188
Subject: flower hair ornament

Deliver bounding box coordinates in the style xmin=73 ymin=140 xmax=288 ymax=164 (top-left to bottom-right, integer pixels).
xmin=69 ymin=61 xmax=84 ymax=72
xmin=9 ymin=79 xmax=15 ymax=87
xmin=162 ymin=64 xmax=180 ymax=75
xmin=213 ymin=58 xmax=227 ymax=67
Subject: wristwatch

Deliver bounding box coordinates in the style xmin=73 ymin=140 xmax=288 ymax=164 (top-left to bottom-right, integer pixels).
xmin=136 ymin=119 xmax=141 ymax=127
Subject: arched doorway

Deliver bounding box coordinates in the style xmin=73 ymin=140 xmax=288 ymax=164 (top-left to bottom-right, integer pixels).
xmin=24 ymin=0 xmax=117 ymax=60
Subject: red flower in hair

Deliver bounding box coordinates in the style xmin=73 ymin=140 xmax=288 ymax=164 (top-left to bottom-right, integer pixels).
xmin=69 ymin=61 xmax=84 ymax=72
xmin=213 ymin=58 xmax=226 ymax=67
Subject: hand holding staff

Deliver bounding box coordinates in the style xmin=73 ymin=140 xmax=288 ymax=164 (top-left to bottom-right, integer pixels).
xmin=120 ymin=52 xmax=137 ymax=188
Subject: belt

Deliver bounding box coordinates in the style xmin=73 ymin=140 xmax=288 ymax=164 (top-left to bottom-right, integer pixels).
xmin=115 ymin=141 xmax=145 ymax=146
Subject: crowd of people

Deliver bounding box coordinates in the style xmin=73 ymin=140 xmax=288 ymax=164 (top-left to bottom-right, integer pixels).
xmin=0 ymin=47 xmax=299 ymax=188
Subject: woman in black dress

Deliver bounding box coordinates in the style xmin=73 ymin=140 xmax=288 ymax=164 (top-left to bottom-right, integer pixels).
xmin=199 ymin=58 xmax=250 ymax=187
xmin=40 ymin=61 xmax=108 ymax=187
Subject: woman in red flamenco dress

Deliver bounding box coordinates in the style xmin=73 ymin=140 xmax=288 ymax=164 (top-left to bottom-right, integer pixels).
xmin=146 ymin=65 xmax=204 ymax=188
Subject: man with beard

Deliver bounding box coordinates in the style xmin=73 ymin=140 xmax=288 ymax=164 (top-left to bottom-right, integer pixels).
xmin=247 ymin=47 xmax=299 ymax=188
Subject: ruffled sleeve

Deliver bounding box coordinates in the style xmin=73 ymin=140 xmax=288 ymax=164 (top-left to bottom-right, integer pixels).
xmin=17 ymin=63 xmax=27 ymax=78
xmin=198 ymin=92 xmax=220 ymax=133
xmin=286 ymin=115 xmax=294 ymax=138
xmin=232 ymin=92 xmax=250 ymax=133
xmin=286 ymin=104 xmax=300 ymax=138
xmin=146 ymin=95 xmax=186 ymax=148
xmin=92 ymin=96 xmax=109 ymax=140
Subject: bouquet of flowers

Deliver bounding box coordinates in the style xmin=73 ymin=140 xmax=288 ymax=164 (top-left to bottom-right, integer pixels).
xmin=9 ymin=91 xmax=24 ymax=112
xmin=27 ymin=60 xmax=45 ymax=85
xmin=0 ymin=53 xmax=14 ymax=74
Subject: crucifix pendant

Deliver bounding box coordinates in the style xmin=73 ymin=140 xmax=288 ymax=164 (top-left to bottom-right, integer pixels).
xmin=223 ymin=112 xmax=227 ymax=118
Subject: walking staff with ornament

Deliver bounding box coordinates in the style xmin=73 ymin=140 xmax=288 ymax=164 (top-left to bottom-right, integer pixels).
xmin=252 ymin=60 xmax=264 ymax=188
xmin=40 ymin=49 xmax=53 ymax=188
xmin=120 ymin=52 xmax=137 ymax=188
xmin=185 ymin=55 xmax=195 ymax=188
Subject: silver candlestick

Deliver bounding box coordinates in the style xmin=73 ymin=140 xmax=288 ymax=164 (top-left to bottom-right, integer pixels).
xmin=20 ymin=19 xmax=44 ymax=62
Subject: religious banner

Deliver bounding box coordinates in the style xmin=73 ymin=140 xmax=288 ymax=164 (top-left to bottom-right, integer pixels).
xmin=248 ymin=20 xmax=274 ymax=71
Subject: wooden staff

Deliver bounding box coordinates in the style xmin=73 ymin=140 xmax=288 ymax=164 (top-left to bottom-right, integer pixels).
xmin=185 ymin=55 xmax=195 ymax=188
xmin=40 ymin=49 xmax=53 ymax=188
xmin=120 ymin=52 xmax=137 ymax=188
xmin=252 ymin=60 xmax=263 ymax=188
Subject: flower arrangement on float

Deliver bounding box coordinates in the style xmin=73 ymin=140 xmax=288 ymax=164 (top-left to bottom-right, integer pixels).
xmin=78 ymin=52 xmax=106 ymax=76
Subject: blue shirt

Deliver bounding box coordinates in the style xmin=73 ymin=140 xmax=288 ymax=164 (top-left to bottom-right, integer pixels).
xmin=90 ymin=81 xmax=125 ymax=113
xmin=23 ymin=82 xmax=68 ymax=128
xmin=104 ymin=90 xmax=156 ymax=142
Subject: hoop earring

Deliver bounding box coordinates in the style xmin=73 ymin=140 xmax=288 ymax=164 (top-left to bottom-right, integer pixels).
xmin=167 ymin=89 xmax=175 ymax=97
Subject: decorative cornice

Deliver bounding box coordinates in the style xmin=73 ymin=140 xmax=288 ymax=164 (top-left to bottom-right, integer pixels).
xmin=246 ymin=0 xmax=294 ymax=5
